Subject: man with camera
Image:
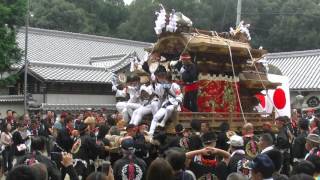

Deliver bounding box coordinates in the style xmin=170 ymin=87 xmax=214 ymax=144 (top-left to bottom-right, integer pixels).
xmin=16 ymin=136 xmax=79 ymax=180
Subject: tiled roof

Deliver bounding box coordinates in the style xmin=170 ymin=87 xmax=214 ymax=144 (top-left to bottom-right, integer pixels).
xmin=266 ymin=49 xmax=320 ymax=90
xmin=27 ymin=61 xmax=114 ymax=83
xmin=90 ymin=52 xmax=136 ymax=72
xmin=17 ymin=27 xmax=151 ymax=65
xmin=0 ymin=95 xmax=24 ymax=103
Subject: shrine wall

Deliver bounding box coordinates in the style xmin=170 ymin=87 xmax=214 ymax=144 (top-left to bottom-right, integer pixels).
xmin=46 ymin=94 xmax=116 ymax=105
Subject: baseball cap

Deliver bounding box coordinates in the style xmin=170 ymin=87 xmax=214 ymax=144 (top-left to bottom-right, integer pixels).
xmin=121 ymin=138 xmax=135 ymax=151
xmin=227 ymin=135 xmax=244 ymax=147
xmin=248 ymin=154 xmax=275 ymax=177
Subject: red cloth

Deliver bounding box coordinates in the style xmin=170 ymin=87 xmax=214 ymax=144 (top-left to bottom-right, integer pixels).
xmin=197 ymin=80 xmax=240 ymax=113
xmin=184 ymin=82 xmax=198 ymax=92
xmin=201 ymin=156 xmax=217 ymax=167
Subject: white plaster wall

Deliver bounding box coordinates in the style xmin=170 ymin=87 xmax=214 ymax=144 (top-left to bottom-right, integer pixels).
xmin=32 ymin=94 xmax=44 ymax=104
xmin=0 ymin=103 xmax=24 ymax=117
xmin=46 ymin=94 xmax=116 ymax=104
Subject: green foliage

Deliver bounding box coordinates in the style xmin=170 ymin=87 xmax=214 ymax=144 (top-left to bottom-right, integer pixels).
xmin=0 ymin=0 xmax=25 ymax=87
xmin=25 ymin=0 xmax=320 ymax=51
xmin=30 ymin=0 xmax=129 ymax=36
xmin=116 ymin=0 xmax=157 ymax=42
xmin=30 ymin=0 xmax=92 ymax=33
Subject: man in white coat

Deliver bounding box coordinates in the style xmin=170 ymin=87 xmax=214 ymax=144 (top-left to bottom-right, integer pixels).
xmin=149 ymin=73 xmax=183 ymax=135
xmin=113 ymin=75 xmax=141 ymax=122
xmin=130 ymin=65 xmax=168 ymax=126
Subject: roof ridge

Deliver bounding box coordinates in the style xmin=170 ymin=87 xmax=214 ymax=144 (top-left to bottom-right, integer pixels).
xmin=267 ymin=49 xmax=320 ymax=58
xmin=0 ymin=95 xmax=24 ymax=98
xmin=90 ymin=53 xmax=128 ymax=62
xmin=106 ymin=53 xmax=132 ymax=71
xmin=19 ymin=27 xmax=152 ymax=47
xmin=29 ymin=61 xmax=106 ymax=71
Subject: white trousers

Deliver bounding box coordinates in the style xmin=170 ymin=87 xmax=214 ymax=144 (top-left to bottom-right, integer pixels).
xmin=116 ymin=102 xmax=141 ymax=122
xmin=149 ymin=105 xmax=175 ymax=135
xmin=130 ymin=100 xmax=160 ymax=125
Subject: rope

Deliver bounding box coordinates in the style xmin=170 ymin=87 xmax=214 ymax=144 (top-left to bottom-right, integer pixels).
xmin=189 ymin=30 xmax=247 ymax=122
xmin=180 ymin=34 xmax=196 ymax=55
xmin=246 ymin=48 xmax=280 ymax=115
xmin=226 ymin=43 xmax=247 ymax=123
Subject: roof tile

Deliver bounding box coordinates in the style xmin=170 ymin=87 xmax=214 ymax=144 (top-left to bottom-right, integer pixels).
xmin=266 ymin=49 xmax=320 ymax=90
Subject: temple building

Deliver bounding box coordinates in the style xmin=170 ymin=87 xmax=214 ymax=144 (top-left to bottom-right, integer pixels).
xmin=0 ymin=27 xmax=151 ymax=115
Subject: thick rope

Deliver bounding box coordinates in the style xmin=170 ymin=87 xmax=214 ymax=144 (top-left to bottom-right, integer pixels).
xmin=226 ymin=43 xmax=247 ymax=123
xmin=202 ymin=31 xmax=247 ymax=123
xmin=246 ymin=48 xmax=280 ymax=115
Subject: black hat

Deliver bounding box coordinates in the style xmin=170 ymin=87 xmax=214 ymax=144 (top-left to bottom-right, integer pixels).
xmin=201 ymin=132 xmax=217 ymax=144
xmin=265 ymin=149 xmax=283 ymax=171
xmin=76 ymin=122 xmax=88 ymax=133
xmin=154 ymin=65 xmax=167 ymax=76
xmin=249 ymin=154 xmax=275 ymax=178
xmin=175 ymin=124 xmax=184 ymax=134
xmin=121 ymin=138 xmax=135 ymax=151
xmin=126 ymin=74 xmax=140 ymax=83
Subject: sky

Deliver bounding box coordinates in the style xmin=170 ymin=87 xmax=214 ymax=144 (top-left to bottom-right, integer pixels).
xmin=123 ymin=0 xmax=133 ymax=5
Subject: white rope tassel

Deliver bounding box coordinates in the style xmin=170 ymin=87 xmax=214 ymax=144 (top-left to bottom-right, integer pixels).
xmin=226 ymin=44 xmax=247 ymax=123
xmin=246 ymin=48 xmax=280 ymax=115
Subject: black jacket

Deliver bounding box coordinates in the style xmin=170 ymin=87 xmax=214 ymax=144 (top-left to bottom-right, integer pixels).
xmin=133 ymin=133 xmax=148 ymax=158
xmin=181 ymin=63 xmax=198 ymax=83
xmin=228 ymin=152 xmax=246 ymax=173
xmin=113 ymin=155 xmax=147 ymax=180
xmin=17 ymin=151 xmax=61 ymax=180
xmin=264 ymin=148 xmax=283 ymax=172
xmin=276 ymin=127 xmax=290 ymax=150
xmin=73 ymin=134 xmax=100 ymax=163
xmin=56 ymin=127 xmax=74 ymax=152
xmin=188 ymin=133 xmax=203 ymax=151
xmin=12 ymin=130 xmax=26 ymax=156
xmin=38 ymin=119 xmax=52 ymax=137
xmin=216 ymin=132 xmax=229 ymax=151
xmin=292 ymin=131 xmax=308 ymax=159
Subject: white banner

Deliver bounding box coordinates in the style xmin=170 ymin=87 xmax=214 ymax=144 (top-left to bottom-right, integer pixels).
xmin=255 ymin=74 xmax=291 ymax=118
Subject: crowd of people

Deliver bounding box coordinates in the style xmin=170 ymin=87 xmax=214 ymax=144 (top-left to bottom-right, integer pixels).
xmin=0 ymin=108 xmax=319 ymax=180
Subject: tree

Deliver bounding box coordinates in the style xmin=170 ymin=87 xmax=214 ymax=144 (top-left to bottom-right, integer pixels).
xmin=25 ymin=0 xmax=320 ymax=52
xmin=116 ymin=0 xmax=157 ymax=42
xmin=30 ymin=0 xmax=92 ymax=33
xmin=265 ymin=0 xmax=320 ymax=52
xmin=0 ymin=0 xmax=26 ymax=87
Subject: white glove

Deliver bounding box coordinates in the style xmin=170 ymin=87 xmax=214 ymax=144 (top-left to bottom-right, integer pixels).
xmin=112 ymin=85 xmax=117 ymax=92
xmin=180 ymin=67 xmax=185 ymax=74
